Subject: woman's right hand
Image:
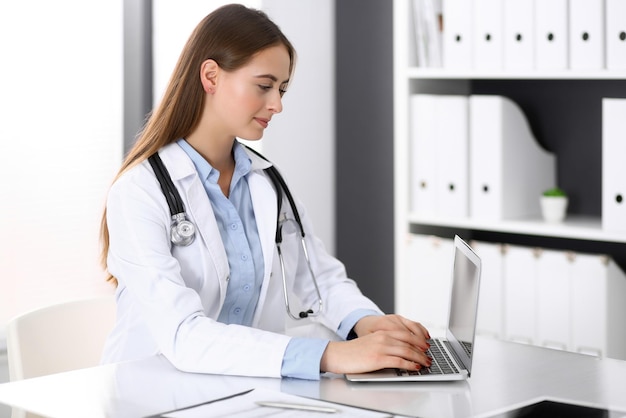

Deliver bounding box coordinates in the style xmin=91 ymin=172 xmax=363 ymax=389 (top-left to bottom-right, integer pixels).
xmin=319 ymin=330 xmax=432 ymax=374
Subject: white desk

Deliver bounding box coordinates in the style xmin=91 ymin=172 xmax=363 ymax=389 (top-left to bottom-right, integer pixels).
xmin=0 ymin=337 xmax=625 ymax=417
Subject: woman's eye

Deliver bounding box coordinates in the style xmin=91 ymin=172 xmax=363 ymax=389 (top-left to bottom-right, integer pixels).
xmin=258 ymin=85 xmax=272 ymax=91
xmin=279 ymin=88 xmax=287 ymax=97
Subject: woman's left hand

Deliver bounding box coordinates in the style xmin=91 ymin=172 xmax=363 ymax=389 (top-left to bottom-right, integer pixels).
xmin=353 ymin=314 xmax=431 ymax=351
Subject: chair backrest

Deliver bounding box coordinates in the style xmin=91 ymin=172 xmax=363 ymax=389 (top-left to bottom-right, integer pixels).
xmin=6 ymin=295 xmax=116 ymax=381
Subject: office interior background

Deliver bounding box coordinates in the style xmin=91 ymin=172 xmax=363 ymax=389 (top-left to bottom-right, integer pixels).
xmin=2 ymin=0 xmax=625 ymax=390
xmin=0 ymin=0 xmax=394 ymax=385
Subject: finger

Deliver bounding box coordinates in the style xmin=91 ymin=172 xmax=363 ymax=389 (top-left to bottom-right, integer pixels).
xmin=398 ymin=317 xmax=431 ymax=341
xmin=388 ymin=358 xmax=425 ymax=372
xmin=379 ymin=331 xmax=432 ymax=363
xmin=383 ymin=322 xmax=430 ymax=351
xmin=384 ymin=339 xmax=433 ymax=368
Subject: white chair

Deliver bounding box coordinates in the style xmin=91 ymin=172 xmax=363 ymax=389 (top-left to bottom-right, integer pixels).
xmin=6 ymin=295 xmax=116 ymax=381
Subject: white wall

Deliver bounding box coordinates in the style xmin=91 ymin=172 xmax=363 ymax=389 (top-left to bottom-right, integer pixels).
xmin=261 ymin=0 xmax=336 ymax=255
xmin=152 ymin=0 xmax=336 ymax=254
xmin=0 ymin=0 xmax=336 ymax=344
xmin=0 ymin=1 xmax=122 ymax=337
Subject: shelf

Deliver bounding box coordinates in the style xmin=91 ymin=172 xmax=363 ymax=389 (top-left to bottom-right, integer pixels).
xmin=406 ymin=67 xmax=626 ymax=81
xmin=407 ymin=214 xmax=626 ymax=244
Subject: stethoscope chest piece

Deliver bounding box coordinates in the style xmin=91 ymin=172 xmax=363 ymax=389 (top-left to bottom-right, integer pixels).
xmin=170 ymin=213 xmax=195 ymax=246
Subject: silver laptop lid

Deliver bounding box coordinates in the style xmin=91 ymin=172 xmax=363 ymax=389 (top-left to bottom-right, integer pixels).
xmin=445 ymin=236 xmax=482 ymax=376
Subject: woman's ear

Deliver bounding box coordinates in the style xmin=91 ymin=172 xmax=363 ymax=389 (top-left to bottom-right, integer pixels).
xmin=200 ymin=59 xmax=219 ymax=94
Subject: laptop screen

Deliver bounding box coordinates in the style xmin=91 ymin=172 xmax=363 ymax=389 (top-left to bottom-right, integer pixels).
xmin=446 ymin=236 xmax=482 ymax=375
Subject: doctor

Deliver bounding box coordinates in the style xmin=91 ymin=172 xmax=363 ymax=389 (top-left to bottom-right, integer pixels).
xmin=100 ymin=3 xmax=431 ymax=380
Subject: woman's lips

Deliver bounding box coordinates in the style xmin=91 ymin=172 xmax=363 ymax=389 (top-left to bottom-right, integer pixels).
xmin=255 ymin=117 xmax=269 ymax=128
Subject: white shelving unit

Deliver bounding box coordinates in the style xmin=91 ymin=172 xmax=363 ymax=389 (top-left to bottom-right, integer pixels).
xmin=393 ymin=0 xmax=626 ymax=354
xmin=406 ymin=68 xmax=626 ymax=80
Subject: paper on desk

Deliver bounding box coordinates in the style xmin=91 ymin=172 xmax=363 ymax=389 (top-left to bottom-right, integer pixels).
xmin=159 ymin=387 xmax=393 ymax=417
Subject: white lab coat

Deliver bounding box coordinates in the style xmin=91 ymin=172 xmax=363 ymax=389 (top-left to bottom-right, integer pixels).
xmin=101 ymin=142 xmax=382 ymax=378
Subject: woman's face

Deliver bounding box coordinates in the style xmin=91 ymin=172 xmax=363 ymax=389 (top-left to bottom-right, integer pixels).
xmin=212 ymin=45 xmax=291 ymax=141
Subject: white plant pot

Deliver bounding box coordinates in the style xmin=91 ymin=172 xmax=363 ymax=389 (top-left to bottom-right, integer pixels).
xmin=540 ymin=196 xmax=568 ymax=223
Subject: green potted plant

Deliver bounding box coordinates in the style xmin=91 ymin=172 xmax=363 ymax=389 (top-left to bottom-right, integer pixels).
xmin=540 ymin=187 xmax=568 ymax=223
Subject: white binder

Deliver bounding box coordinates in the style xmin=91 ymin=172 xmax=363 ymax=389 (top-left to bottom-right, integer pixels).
xmin=536 ymin=249 xmax=572 ymax=351
xmin=571 ymin=254 xmax=626 ymax=359
xmin=535 ymin=0 xmax=569 ymax=70
xmin=400 ymin=235 xmax=454 ymax=332
xmin=435 ymin=95 xmax=470 ymax=218
xmin=443 ymin=0 xmax=473 ymax=69
xmin=411 ymin=0 xmax=428 ymax=67
xmin=606 ymin=0 xmax=626 ymax=70
xmin=569 ymin=0 xmax=606 ymax=70
xmin=469 ymin=95 xmax=556 ymax=221
xmin=412 ymin=0 xmax=443 ymax=68
xmin=602 ymin=98 xmax=626 ymax=232
xmin=472 ymin=0 xmax=504 ymax=70
xmin=472 ymin=240 xmax=505 ymax=339
xmin=410 ymin=94 xmax=438 ymax=216
xmin=503 ymin=0 xmax=535 ymax=71
xmin=503 ymin=245 xmax=538 ymax=345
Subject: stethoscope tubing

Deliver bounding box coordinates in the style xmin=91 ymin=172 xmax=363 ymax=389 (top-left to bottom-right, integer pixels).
xmin=148 ymin=146 xmax=323 ymax=319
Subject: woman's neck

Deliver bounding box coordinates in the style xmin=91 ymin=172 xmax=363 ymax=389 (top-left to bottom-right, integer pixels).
xmin=185 ymin=131 xmax=235 ymax=171
xmin=185 ymin=131 xmax=236 ymax=197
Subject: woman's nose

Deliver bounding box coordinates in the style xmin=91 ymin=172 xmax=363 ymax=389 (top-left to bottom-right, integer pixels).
xmin=268 ymin=91 xmax=283 ymax=114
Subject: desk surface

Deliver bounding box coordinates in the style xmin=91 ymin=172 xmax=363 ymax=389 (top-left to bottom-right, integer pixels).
xmin=1 ymin=337 xmax=625 ymax=418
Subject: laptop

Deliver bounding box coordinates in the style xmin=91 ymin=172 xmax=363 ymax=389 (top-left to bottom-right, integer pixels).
xmin=346 ymin=235 xmax=482 ymax=382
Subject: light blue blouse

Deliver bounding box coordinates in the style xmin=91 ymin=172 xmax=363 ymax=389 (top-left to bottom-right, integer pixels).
xmin=177 ymin=139 xmax=377 ymax=379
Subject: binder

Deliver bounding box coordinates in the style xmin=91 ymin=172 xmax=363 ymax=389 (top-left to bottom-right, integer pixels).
xmin=503 ymin=0 xmax=535 ymax=71
xmin=434 ymin=95 xmax=470 ymax=218
xmin=423 ymin=0 xmax=443 ymax=68
xmin=536 ymin=249 xmax=571 ymax=351
xmin=602 ymin=98 xmax=626 ymax=233
xmin=401 ymin=235 xmax=454 ymax=332
xmin=503 ymin=245 xmax=538 ymax=345
xmin=606 ymin=0 xmax=626 ymax=70
xmin=412 ymin=0 xmax=442 ymax=67
xmin=569 ymin=0 xmax=606 ymax=70
xmin=469 ymin=95 xmax=556 ymax=221
xmin=410 ymin=94 xmax=438 ymax=216
xmin=411 ymin=0 xmax=429 ymax=67
xmin=570 ymin=254 xmax=608 ymax=357
xmin=471 ymin=240 xmax=505 ymax=339
xmin=571 ymin=254 xmax=626 ymax=359
xmin=472 ymin=0 xmax=504 ymax=70
xmin=442 ymin=0 xmax=473 ymax=69
xmin=535 ymin=0 xmax=569 ymax=70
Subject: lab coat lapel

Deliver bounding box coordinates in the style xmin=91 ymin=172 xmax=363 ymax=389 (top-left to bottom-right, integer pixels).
xmin=245 ymin=151 xmax=279 ymax=324
xmin=159 ymin=144 xmax=230 ymax=296
xmin=248 ymin=171 xmax=278 ymax=282
xmin=242 ymin=147 xmax=277 ymax=285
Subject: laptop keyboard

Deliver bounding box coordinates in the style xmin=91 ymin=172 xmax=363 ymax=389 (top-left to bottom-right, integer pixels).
xmin=395 ymin=339 xmax=460 ymax=376
xmin=461 ymin=340 xmax=472 ymax=357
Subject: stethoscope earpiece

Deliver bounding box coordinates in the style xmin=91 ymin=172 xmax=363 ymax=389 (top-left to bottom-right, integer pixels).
xmin=299 ymin=309 xmax=314 ymax=318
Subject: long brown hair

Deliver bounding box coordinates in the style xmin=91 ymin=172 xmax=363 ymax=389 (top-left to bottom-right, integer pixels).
xmin=100 ymin=4 xmax=296 ymax=285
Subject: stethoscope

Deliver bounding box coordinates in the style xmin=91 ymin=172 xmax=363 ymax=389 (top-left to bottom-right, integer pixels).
xmin=147 ymin=147 xmax=323 ymax=320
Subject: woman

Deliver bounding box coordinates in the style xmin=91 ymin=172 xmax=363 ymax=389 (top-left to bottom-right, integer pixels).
xmin=100 ymin=3 xmax=431 ymax=379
